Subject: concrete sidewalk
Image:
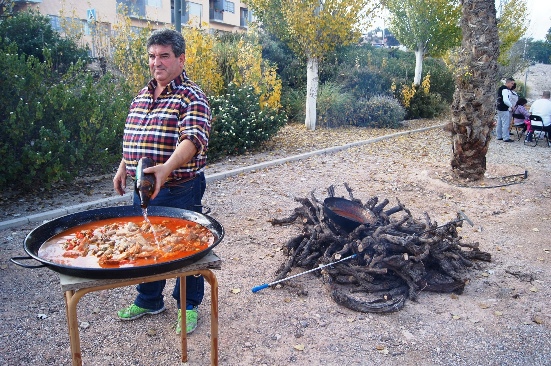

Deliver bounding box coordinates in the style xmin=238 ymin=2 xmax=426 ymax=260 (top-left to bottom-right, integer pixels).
xmin=0 ymin=125 xmax=442 ymax=231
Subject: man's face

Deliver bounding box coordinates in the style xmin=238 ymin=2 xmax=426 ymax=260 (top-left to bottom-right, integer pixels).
xmin=148 ymin=44 xmax=185 ymax=87
xmin=506 ymin=80 xmax=515 ymax=89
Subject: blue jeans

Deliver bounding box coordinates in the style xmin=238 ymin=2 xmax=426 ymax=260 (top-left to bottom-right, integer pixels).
xmin=132 ymin=172 xmax=206 ymax=310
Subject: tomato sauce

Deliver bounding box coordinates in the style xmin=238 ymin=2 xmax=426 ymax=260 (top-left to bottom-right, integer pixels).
xmin=38 ymin=216 xmax=214 ymax=269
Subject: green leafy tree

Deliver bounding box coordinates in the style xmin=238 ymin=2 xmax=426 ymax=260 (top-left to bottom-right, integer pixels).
xmin=526 ymin=38 xmax=551 ymax=64
xmin=247 ymin=0 xmax=377 ymax=130
xmin=0 ymin=10 xmax=89 ymax=73
xmin=496 ymin=0 xmax=528 ymax=65
xmin=385 ymin=0 xmax=461 ymax=85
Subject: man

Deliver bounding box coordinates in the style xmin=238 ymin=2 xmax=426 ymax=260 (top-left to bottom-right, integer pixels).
xmin=496 ymin=77 xmax=515 ymax=142
xmin=113 ymin=28 xmax=211 ymax=334
xmin=530 ymin=90 xmax=551 ymax=128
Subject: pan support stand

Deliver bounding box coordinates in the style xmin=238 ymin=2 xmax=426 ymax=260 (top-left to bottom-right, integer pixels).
xmin=60 ymin=252 xmax=222 ymax=366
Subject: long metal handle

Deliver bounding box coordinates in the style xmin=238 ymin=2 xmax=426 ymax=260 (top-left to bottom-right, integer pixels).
xmin=252 ymin=254 xmax=357 ymax=293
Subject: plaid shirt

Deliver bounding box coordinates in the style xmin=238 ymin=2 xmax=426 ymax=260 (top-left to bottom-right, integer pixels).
xmin=123 ymin=71 xmax=211 ymax=183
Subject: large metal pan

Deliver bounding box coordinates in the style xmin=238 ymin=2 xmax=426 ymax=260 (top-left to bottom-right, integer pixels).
xmin=11 ymin=205 xmax=224 ymax=279
xmin=323 ymin=197 xmax=376 ymax=233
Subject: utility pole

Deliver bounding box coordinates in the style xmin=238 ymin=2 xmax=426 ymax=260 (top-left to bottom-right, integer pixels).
xmin=174 ymin=0 xmax=182 ymax=32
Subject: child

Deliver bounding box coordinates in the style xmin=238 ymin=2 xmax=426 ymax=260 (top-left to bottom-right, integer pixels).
xmin=512 ymin=98 xmax=532 ymax=140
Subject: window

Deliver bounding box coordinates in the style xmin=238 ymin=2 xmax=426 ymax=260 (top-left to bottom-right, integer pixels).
xmin=224 ymin=1 xmax=234 ymax=13
xmin=240 ymin=7 xmax=249 ymax=27
xmin=146 ymin=0 xmax=162 ymax=7
xmin=183 ymin=2 xmax=203 ymax=25
xmin=117 ymin=0 xmax=146 ymax=18
xmin=49 ymin=15 xmax=62 ymax=32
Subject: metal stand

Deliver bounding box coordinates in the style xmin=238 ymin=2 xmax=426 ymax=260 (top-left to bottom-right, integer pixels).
xmin=59 ymin=252 xmax=222 ymax=366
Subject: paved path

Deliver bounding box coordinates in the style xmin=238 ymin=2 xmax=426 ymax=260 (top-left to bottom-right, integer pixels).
xmin=0 ymin=124 xmax=443 ymax=230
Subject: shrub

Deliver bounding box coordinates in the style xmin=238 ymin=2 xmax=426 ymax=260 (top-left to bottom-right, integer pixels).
xmin=317 ymin=82 xmax=355 ymax=128
xmin=352 ymin=95 xmax=406 ymax=128
xmin=208 ymin=83 xmax=287 ymax=161
xmin=0 ymin=10 xmax=89 ymax=74
xmin=0 ymin=51 xmax=132 ymax=190
xmin=280 ymin=87 xmax=305 ymax=123
xmin=406 ymin=90 xmax=448 ymax=120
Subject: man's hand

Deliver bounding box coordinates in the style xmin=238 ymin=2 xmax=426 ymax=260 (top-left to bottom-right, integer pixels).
xmin=113 ymin=160 xmax=127 ymax=196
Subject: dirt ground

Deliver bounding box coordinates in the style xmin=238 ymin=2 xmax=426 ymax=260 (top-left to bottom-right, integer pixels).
xmin=1 ymin=119 xmax=550 ymax=366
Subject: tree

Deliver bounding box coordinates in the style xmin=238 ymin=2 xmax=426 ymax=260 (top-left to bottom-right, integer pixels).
xmin=0 ymin=10 xmax=89 ymax=73
xmin=526 ymin=39 xmax=551 ymax=64
xmin=247 ymin=0 xmax=377 ymax=130
xmin=496 ymin=0 xmax=528 ymax=66
xmin=385 ymin=0 xmax=461 ymax=85
xmin=449 ymin=0 xmax=499 ymax=180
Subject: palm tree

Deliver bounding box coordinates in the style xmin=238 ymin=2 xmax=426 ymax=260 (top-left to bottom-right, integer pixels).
xmin=450 ymin=0 xmax=500 ymax=180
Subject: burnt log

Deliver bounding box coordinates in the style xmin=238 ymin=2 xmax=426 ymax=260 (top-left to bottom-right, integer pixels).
xmin=269 ymin=185 xmax=491 ymax=313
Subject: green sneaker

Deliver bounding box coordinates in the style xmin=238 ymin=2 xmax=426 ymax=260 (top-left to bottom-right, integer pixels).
xmin=176 ymin=307 xmax=198 ymax=334
xmin=117 ymin=304 xmax=165 ymax=320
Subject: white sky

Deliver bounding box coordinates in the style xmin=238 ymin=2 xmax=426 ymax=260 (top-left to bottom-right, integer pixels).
xmin=370 ymin=0 xmax=550 ymax=41
xmin=523 ymin=0 xmax=551 ymax=40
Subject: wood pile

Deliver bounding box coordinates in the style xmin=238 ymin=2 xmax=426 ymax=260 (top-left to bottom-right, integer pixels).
xmin=269 ymin=184 xmax=491 ymax=313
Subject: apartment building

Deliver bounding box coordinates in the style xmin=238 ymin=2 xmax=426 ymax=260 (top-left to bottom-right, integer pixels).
xmin=13 ymin=0 xmax=253 ymax=57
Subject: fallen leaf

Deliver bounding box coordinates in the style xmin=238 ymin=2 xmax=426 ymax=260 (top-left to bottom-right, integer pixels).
xmin=532 ymin=228 xmax=540 ymax=232
xmin=231 ymin=288 xmax=241 ymax=294
xmin=529 ymin=287 xmax=538 ymax=292
xmin=37 ymin=313 xmax=48 ymax=320
xmin=375 ymin=345 xmax=386 ymax=351
xmin=479 ymin=304 xmax=490 ymax=310
xmin=0 ymin=264 xmax=7 ymax=270
xmin=532 ymin=316 xmax=543 ymax=324
xmin=293 ymin=344 xmax=305 ymax=351
xmin=494 ymin=311 xmax=503 ymax=316
xmin=452 ymin=315 xmax=461 ymax=320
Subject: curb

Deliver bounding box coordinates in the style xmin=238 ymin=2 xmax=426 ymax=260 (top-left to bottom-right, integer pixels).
xmin=0 ymin=124 xmax=443 ymax=231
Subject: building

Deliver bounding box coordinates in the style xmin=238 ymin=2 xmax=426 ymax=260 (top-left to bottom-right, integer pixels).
xmin=13 ymin=0 xmax=253 ymax=57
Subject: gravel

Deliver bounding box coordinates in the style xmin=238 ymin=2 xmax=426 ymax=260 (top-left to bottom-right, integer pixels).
xmin=1 ymin=119 xmax=550 ymax=365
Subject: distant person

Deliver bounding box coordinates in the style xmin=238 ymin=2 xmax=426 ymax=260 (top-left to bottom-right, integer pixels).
xmin=496 ymin=77 xmax=515 ymax=142
xmin=512 ymin=98 xmax=531 ymax=139
xmin=529 ymin=90 xmax=551 ymax=142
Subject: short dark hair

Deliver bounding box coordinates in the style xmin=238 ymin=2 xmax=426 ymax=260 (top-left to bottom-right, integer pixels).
xmin=146 ymin=28 xmax=186 ymax=56
xmin=517 ymin=97 xmax=527 ymax=106
xmin=505 ymin=77 xmax=515 ymax=83
xmin=543 ymin=91 xmax=550 ymax=99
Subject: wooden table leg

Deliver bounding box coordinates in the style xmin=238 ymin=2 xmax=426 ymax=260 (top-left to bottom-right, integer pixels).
xmin=64 ymin=290 xmax=83 ymax=366
xmin=198 ymin=270 xmax=219 ymax=366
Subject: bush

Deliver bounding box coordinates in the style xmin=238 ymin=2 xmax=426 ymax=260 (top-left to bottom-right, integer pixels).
xmin=208 ymin=83 xmax=287 ymax=161
xmin=317 ymin=82 xmax=355 ymax=128
xmin=0 ymin=10 xmax=89 ymax=74
xmin=0 ymin=51 xmax=132 ymax=190
xmin=353 ymin=95 xmax=406 ymax=128
xmin=280 ymin=87 xmax=305 ymax=124
xmin=406 ymin=90 xmax=448 ymax=120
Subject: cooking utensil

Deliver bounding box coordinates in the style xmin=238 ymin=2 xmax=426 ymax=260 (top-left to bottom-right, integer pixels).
xmin=251 ymin=254 xmax=357 ymax=293
xmin=323 ymin=197 xmax=376 ymax=232
xmin=11 ymin=205 xmax=224 ymax=279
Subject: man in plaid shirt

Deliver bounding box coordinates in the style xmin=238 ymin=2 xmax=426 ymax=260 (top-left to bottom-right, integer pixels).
xmin=113 ymin=28 xmax=211 ymax=335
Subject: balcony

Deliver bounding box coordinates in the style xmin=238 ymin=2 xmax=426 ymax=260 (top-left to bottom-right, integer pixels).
xmin=209 ymin=9 xmax=223 ymax=22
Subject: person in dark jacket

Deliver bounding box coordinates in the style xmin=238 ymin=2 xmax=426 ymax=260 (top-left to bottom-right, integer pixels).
xmin=496 ymin=77 xmax=515 ymax=142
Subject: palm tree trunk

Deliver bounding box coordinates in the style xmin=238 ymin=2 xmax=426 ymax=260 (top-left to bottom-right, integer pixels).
xmin=450 ymin=0 xmax=500 ymax=180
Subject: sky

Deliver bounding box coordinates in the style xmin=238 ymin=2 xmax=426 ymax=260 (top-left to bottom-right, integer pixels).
xmin=523 ymin=0 xmax=551 ymax=41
